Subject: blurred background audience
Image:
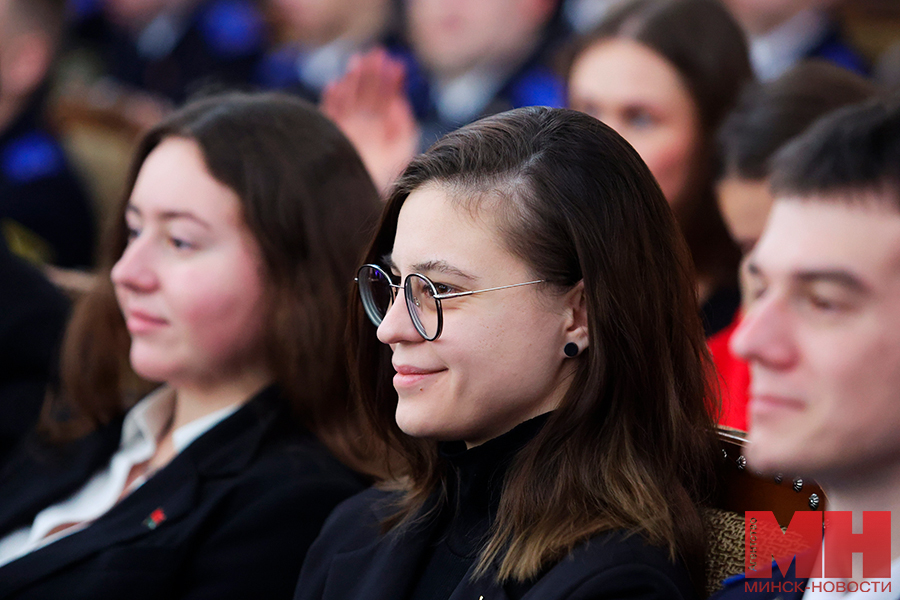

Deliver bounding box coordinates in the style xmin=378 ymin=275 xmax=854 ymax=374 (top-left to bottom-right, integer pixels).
xmin=69 ymin=0 xmax=266 ymax=103
xmin=567 ymin=0 xmax=751 ymax=337
xmin=709 ymin=60 xmax=878 ymax=430
xmin=0 ymin=0 xmax=898 ymax=455
xmin=721 ymin=0 xmax=868 ymax=80
xmin=0 ymin=0 xmax=95 ymax=268
xmin=256 ymin=0 xmax=395 ymax=102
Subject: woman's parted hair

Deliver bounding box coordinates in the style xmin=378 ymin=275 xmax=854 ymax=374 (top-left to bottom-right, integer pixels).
xmin=351 ymin=106 xmax=720 ymax=589
xmin=565 ymin=0 xmax=752 ymax=292
xmin=46 ymin=92 xmax=383 ymax=474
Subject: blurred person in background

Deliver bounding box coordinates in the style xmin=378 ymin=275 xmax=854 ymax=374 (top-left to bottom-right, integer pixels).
xmin=0 ymin=0 xmax=95 ymax=268
xmin=398 ymin=0 xmax=566 ymax=141
xmin=721 ymin=0 xmax=868 ymax=81
xmin=560 ymin=0 xmax=619 ymax=34
xmin=256 ymin=0 xmax=395 ymax=103
xmin=713 ymin=94 xmax=900 ymax=600
xmin=709 ymin=60 xmax=877 ymax=431
xmin=318 ymin=0 xmax=567 ymax=193
xmin=0 ymin=92 xmax=381 ymax=600
xmin=566 ymin=0 xmax=751 ymax=337
xmin=70 ymin=0 xmax=266 ymax=104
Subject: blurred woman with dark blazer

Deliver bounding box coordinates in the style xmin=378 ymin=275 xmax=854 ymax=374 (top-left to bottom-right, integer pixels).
xmin=0 ymin=92 xmax=383 ymax=600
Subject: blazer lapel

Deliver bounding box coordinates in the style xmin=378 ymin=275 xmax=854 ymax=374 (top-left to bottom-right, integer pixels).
xmin=0 ymin=419 xmax=122 ymax=535
xmin=0 ymin=385 xmax=282 ymax=597
xmin=0 ymin=442 xmax=201 ymax=597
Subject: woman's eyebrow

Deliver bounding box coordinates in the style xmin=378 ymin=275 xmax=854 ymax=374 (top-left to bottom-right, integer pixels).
xmin=411 ymin=260 xmax=476 ymax=281
xmin=125 ymin=204 xmax=211 ymax=229
xmin=158 ymin=211 xmax=212 ymax=229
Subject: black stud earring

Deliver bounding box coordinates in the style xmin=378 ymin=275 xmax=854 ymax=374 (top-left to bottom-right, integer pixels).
xmin=564 ymin=342 xmax=579 ymax=357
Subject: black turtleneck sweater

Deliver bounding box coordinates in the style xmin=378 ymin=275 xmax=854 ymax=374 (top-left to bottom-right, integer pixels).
xmin=407 ymin=414 xmax=549 ymax=600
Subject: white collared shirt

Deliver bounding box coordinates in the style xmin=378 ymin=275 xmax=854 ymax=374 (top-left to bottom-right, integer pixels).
xmin=433 ymin=66 xmax=510 ymax=126
xmin=748 ymin=9 xmax=830 ymax=81
xmin=0 ymin=387 xmax=241 ymax=568
xmin=294 ymin=38 xmax=358 ymax=94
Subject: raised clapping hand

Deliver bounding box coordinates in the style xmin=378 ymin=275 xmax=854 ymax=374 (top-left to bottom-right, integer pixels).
xmin=321 ymin=48 xmax=420 ymax=196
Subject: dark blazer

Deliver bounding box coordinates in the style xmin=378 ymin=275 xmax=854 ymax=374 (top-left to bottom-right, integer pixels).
xmin=0 ymin=386 xmax=366 ymax=600
xmin=294 ymin=488 xmax=698 ymax=600
xmin=0 ymin=237 xmax=68 ymax=465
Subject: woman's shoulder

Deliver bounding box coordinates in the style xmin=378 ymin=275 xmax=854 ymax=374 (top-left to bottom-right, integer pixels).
xmin=317 ymin=486 xmax=400 ymax=543
xmin=194 ymin=387 xmax=365 ymax=490
xmin=299 ymin=486 xmax=406 ymax=562
xmin=526 ymin=530 xmax=698 ymax=600
xmin=202 ymin=409 xmax=370 ymax=512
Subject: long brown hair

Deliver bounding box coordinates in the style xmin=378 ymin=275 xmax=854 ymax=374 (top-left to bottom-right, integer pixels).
xmin=565 ymin=0 xmax=751 ymax=294
xmin=43 ymin=92 xmax=384 ymax=475
xmin=350 ymin=107 xmax=720 ymax=590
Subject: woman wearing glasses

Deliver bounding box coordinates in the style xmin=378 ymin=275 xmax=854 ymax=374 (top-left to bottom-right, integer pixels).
xmin=0 ymin=93 xmax=381 ymax=599
xmin=294 ymin=107 xmax=719 ymax=600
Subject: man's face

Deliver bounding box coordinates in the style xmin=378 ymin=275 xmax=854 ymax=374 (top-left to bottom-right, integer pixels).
xmin=407 ymin=0 xmax=552 ymax=78
xmin=731 ymin=198 xmax=900 ymax=484
xmin=716 ymin=175 xmax=774 ymax=255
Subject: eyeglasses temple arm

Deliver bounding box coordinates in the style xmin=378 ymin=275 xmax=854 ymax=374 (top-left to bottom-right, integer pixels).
xmin=433 ymin=279 xmax=545 ymax=300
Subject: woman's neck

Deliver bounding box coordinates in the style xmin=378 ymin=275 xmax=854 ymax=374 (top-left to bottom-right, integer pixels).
xmin=169 ymin=368 xmax=273 ymax=432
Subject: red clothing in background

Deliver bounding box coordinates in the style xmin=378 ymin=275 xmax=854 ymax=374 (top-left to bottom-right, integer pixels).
xmin=708 ymin=315 xmax=750 ymax=431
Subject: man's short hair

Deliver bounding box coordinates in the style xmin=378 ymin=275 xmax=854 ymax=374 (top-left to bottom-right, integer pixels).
xmin=770 ymin=94 xmax=900 ymax=210
xmin=718 ymin=60 xmax=876 ymax=180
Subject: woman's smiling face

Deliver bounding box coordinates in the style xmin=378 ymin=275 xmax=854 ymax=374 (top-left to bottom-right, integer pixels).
xmin=376 ymin=183 xmax=583 ymax=447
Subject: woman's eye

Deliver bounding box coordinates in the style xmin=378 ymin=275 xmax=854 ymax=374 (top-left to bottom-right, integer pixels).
xmin=626 ymin=108 xmax=657 ymax=129
xmin=126 ymin=226 xmax=140 ymax=241
xmin=433 ymin=282 xmax=456 ymax=295
xmin=170 ymin=237 xmax=194 ymax=250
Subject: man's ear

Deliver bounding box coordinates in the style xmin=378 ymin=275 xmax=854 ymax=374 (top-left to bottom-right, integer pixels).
xmin=563 ymin=279 xmax=589 ymax=352
xmin=1 ymin=32 xmax=53 ymax=101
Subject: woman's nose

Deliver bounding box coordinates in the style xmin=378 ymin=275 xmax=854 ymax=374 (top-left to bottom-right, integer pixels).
xmin=376 ymin=288 xmax=423 ymax=345
xmin=110 ymin=235 xmax=159 ymax=292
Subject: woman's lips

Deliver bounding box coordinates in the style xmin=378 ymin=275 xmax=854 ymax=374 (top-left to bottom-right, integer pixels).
xmin=749 ymin=394 xmax=806 ymax=418
xmin=125 ymin=310 xmax=168 ymax=334
xmin=392 ymin=364 xmax=445 ymax=389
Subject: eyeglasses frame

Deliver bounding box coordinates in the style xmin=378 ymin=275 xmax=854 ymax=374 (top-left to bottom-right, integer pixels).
xmin=355 ymin=263 xmax=545 ymax=341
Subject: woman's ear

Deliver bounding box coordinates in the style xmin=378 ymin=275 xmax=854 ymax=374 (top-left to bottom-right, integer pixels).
xmin=563 ymin=280 xmax=589 ymax=352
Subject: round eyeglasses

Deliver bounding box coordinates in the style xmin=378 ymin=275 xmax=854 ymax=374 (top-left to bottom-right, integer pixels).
xmin=355 ymin=264 xmax=544 ymax=341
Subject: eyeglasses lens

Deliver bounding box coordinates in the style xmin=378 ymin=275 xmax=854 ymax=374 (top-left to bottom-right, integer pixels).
xmin=359 ymin=266 xmax=393 ymax=326
xmin=405 ymin=274 xmax=440 ymax=340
